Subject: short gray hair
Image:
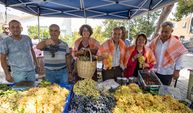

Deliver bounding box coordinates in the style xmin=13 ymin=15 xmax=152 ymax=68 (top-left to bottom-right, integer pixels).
xmin=49 ymin=24 xmax=60 ymax=31
xmin=161 ymin=21 xmax=174 ymax=29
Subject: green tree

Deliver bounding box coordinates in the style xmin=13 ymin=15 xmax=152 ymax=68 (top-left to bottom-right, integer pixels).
xmin=152 ymin=4 xmax=174 ymax=38
xmin=103 ymin=20 xmax=128 ymax=38
xmin=28 ymin=26 xmax=49 ymax=39
xmin=92 ymin=26 xmax=106 ymax=44
xmin=103 ymin=11 xmax=160 ymax=40
xmin=130 ymin=12 xmax=160 ymax=38
xmin=63 ymin=31 xmax=79 ymax=47
xmin=175 ymin=0 xmax=193 ymax=21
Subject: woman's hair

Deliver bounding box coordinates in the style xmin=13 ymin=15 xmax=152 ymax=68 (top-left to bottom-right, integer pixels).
xmin=135 ymin=33 xmax=147 ymax=45
xmin=79 ymin=24 xmax=93 ymax=36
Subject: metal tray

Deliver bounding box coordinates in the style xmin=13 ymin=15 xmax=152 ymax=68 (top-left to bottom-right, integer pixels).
xmin=138 ymin=70 xmax=162 ymax=90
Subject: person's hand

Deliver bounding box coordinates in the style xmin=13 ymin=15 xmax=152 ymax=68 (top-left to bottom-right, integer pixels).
xmin=102 ymin=52 xmax=109 ymax=59
xmin=36 ymin=65 xmax=43 ymax=75
xmin=142 ymin=63 xmax=149 ymax=69
xmin=45 ymin=39 xmax=55 ymax=46
xmin=68 ymin=72 xmax=74 ymax=82
xmin=173 ymin=70 xmax=180 ymax=80
xmin=75 ymin=49 xmax=86 ymax=56
xmin=5 ymin=73 xmax=13 ymax=82
xmin=132 ymin=53 xmax=142 ymax=61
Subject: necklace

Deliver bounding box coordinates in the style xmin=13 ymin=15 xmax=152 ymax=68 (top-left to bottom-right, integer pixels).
xmin=82 ymin=39 xmax=89 ymax=47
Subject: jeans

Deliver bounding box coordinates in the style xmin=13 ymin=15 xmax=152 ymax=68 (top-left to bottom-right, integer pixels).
xmin=45 ymin=68 xmax=68 ymax=84
xmin=12 ymin=70 xmax=36 ymax=83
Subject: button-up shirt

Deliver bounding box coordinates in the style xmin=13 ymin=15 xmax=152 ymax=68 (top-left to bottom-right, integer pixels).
xmin=155 ymin=39 xmax=184 ymax=75
xmin=112 ymin=45 xmax=120 ymax=67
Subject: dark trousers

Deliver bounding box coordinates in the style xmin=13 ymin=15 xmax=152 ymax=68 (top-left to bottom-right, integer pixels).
xmin=156 ymin=72 xmax=172 ymax=85
xmin=102 ymin=66 xmax=123 ymax=81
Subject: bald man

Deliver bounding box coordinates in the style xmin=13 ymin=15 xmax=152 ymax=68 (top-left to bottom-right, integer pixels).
xmin=0 ymin=20 xmax=38 ymax=84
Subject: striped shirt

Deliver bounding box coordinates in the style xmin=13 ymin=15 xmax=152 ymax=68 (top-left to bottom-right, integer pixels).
xmin=43 ymin=40 xmax=70 ymax=70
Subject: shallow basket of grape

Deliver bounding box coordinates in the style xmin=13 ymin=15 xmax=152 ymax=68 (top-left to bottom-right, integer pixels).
xmin=138 ymin=70 xmax=162 ymax=91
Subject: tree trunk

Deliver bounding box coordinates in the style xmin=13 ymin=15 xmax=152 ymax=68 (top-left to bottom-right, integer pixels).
xmin=151 ymin=4 xmax=174 ymax=39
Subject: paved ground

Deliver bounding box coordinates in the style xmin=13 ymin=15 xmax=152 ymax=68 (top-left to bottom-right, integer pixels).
xmin=172 ymin=53 xmax=193 ymax=100
xmin=0 ymin=53 xmax=193 ymax=100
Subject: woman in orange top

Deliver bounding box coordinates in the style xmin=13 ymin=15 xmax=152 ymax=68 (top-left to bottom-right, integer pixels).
xmin=124 ymin=34 xmax=156 ymax=78
xmin=73 ymin=24 xmax=100 ymax=57
xmin=73 ymin=24 xmax=100 ymax=81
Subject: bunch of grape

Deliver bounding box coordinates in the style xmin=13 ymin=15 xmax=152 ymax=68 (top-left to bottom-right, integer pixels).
xmin=138 ymin=56 xmax=145 ymax=68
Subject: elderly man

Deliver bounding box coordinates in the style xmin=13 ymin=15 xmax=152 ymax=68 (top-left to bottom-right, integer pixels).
xmin=97 ymin=27 xmax=126 ymax=81
xmin=149 ymin=21 xmax=188 ymax=85
xmin=36 ymin=24 xmax=72 ymax=84
xmin=0 ymin=20 xmax=38 ymax=84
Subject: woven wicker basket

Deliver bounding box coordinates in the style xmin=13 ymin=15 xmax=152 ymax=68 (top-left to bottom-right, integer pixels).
xmin=77 ymin=49 xmax=97 ymax=79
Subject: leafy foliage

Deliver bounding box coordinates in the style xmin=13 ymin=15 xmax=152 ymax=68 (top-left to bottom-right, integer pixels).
xmin=63 ymin=31 xmax=79 ymax=47
xmin=175 ymin=0 xmax=193 ymax=21
xmin=92 ymin=26 xmax=106 ymax=44
xmin=103 ymin=20 xmax=128 ymax=38
xmin=103 ymin=11 xmax=160 ymax=40
xmin=27 ymin=25 xmax=49 ymax=39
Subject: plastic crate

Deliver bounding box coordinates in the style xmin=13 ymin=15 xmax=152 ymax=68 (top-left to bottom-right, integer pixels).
xmin=6 ymin=83 xmax=73 ymax=113
xmin=59 ymin=83 xmax=73 ymax=113
xmin=138 ymin=70 xmax=162 ymax=91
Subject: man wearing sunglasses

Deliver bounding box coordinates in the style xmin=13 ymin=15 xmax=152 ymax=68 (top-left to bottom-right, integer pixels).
xmin=0 ymin=24 xmax=10 ymax=41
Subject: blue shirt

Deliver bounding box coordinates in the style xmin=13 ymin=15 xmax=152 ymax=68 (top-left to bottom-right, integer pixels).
xmin=0 ymin=35 xmax=35 ymax=72
xmin=125 ymin=39 xmax=130 ymax=47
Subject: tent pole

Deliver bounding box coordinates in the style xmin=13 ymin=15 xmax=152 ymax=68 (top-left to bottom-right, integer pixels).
xmin=38 ymin=15 xmax=40 ymax=42
xmin=5 ymin=6 xmax=7 ymax=23
xmin=37 ymin=7 xmax=40 ymax=42
xmin=128 ymin=19 xmax=130 ymax=41
xmin=85 ymin=18 xmax=87 ymax=24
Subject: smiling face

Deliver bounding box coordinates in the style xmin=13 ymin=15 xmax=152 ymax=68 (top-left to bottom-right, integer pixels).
xmin=82 ymin=27 xmax=90 ymax=38
xmin=136 ymin=35 xmax=147 ymax=47
xmin=9 ymin=20 xmax=22 ymax=37
xmin=79 ymin=24 xmax=93 ymax=39
xmin=160 ymin=25 xmax=173 ymax=41
xmin=49 ymin=24 xmax=60 ymax=39
xmin=112 ymin=28 xmax=122 ymax=43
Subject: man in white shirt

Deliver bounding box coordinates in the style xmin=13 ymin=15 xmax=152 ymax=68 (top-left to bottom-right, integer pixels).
xmin=149 ymin=21 xmax=188 ymax=85
xmin=97 ymin=27 xmax=126 ymax=81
